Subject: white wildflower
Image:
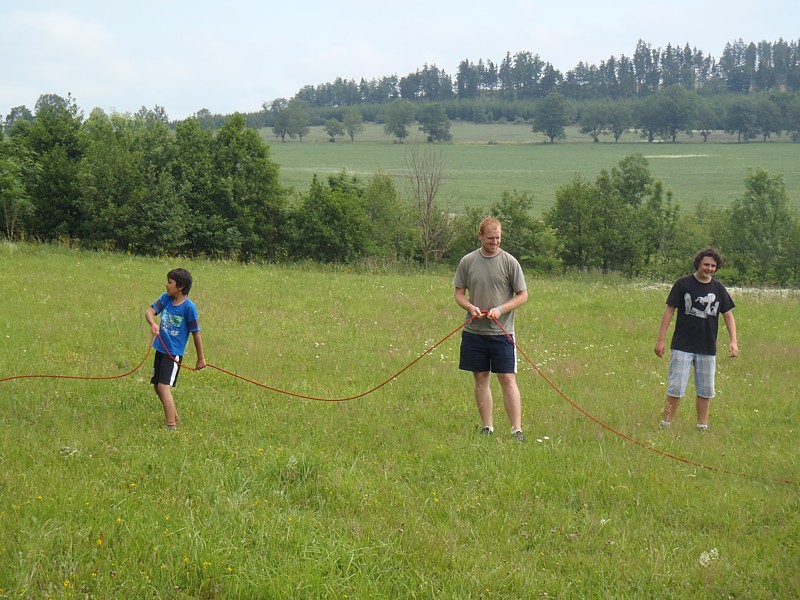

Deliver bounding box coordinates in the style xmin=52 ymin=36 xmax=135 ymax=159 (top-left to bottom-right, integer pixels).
xmin=699 ymin=547 xmax=719 ymax=567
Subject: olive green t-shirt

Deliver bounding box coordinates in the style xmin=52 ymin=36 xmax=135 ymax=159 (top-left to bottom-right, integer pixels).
xmin=453 ymin=248 xmax=527 ymax=335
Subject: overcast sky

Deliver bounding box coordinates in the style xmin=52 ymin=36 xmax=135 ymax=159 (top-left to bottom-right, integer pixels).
xmin=2 ymin=0 xmax=797 ymax=121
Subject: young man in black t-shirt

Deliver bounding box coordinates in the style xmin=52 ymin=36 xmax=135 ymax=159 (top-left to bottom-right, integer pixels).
xmin=654 ymin=248 xmax=739 ymax=431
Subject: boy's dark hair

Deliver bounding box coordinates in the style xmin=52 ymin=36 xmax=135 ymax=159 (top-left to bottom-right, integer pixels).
xmin=167 ymin=268 xmax=193 ymax=295
xmin=693 ymin=247 xmax=724 ymax=270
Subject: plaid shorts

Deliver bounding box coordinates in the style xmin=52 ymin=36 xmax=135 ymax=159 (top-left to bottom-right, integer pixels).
xmin=667 ymin=349 xmax=716 ymax=399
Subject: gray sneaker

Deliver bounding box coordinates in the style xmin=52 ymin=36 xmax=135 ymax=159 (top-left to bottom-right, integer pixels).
xmin=478 ymin=426 xmax=494 ymax=436
xmin=512 ymin=430 xmax=526 ymax=443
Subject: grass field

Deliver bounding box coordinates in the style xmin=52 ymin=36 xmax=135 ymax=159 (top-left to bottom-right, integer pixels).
xmin=262 ymin=122 xmax=800 ymax=215
xmin=1 ymin=243 xmax=798 ymax=598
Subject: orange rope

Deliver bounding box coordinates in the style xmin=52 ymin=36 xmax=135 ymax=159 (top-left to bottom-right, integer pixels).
xmin=1 ymin=315 xmax=796 ymax=485
xmin=489 ymin=315 xmax=799 ymax=485
xmin=159 ymin=319 xmax=472 ymax=402
xmin=0 ymin=345 xmax=151 ymax=383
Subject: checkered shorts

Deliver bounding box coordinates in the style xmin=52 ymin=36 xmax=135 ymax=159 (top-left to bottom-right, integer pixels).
xmin=667 ymin=349 xmax=716 ymax=399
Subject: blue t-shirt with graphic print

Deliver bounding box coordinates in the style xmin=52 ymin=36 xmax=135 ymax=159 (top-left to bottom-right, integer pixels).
xmin=150 ymin=292 xmax=200 ymax=357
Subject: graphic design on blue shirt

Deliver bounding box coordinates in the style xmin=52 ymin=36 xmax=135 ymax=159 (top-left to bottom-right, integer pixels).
xmin=151 ymin=292 xmax=200 ymax=356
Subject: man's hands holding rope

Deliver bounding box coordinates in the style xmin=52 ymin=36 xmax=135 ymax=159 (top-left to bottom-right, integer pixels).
xmin=467 ymin=307 xmax=500 ymax=320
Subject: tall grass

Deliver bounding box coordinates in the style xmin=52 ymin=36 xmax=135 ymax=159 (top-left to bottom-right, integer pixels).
xmin=263 ymin=122 xmax=800 ymax=214
xmin=1 ymin=243 xmax=798 ymax=598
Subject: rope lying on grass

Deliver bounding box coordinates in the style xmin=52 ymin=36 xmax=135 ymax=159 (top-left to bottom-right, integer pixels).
xmin=198 ymin=320 xmax=469 ymax=402
xmin=1 ymin=315 xmax=797 ymax=485
xmin=488 ymin=317 xmax=799 ymax=486
xmin=0 ymin=347 xmax=153 ymax=383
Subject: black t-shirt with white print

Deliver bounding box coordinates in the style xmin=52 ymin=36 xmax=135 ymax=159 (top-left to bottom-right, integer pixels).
xmin=666 ymin=274 xmax=735 ymax=356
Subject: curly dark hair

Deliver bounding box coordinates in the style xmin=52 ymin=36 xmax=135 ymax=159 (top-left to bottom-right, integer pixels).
xmin=167 ymin=268 xmax=193 ymax=295
xmin=693 ymin=247 xmax=724 ymax=270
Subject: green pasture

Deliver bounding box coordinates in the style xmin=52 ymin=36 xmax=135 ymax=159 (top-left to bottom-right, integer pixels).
xmin=262 ymin=122 xmax=800 ymax=215
xmin=0 ymin=243 xmax=798 ymax=598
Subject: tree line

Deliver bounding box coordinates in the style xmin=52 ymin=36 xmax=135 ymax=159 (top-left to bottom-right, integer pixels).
xmin=18 ymin=37 xmax=788 ymax=139
xmin=8 ymin=38 xmax=799 ymax=144
xmin=249 ymin=37 xmax=800 ymax=138
xmin=262 ymin=86 xmax=800 ymax=146
xmin=255 ymin=38 xmax=800 ymax=145
xmin=286 ymin=39 xmax=800 ymax=107
xmin=2 ymin=93 xmax=798 ymax=286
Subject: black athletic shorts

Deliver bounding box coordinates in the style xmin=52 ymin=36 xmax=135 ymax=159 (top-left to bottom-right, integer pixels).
xmin=151 ymin=351 xmax=182 ymax=387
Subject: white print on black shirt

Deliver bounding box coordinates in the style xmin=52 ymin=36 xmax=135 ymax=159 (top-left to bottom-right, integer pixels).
xmin=683 ymin=292 xmax=719 ymax=319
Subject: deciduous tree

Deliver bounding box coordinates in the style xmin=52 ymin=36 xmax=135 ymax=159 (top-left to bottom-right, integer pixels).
xmin=0 ymin=135 xmax=37 ymax=241
xmin=724 ymin=96 xmax=758 ymax=142
xmin=657 ymin=85 xmax=698 ymax=142
xmin=77 ymin=109 xmax=145 ymax=251
xmin=383 ymin=99 xmax=415 ymax=143
xmin=579 ymin=101 xmax=607 ymax=142
xmin=418 ymin=104 xmax=452 ymax=142
xmin=606 ymin=100 xmax=633 ymax=142
xmin=16 ymin=93 xmax=84 ymax=240
xmin=213 ymin=113 xmax=287 ymax=261
xmin=3 ymin=105 xmax=33 ymax=135
xmin=362 ymin=171 xmax=415 ymax=261
xmin=789 ymin=95 xmax=800 ymax=141
xmin=728 ymin=168 xmax=792 ymax=282
xmin=285 ymin=102 xmax=311 ymax=142
xmin=406 ymin=145 xmax=452 ymax=268
xmin=754 ymin=97 xmax=782 ymax=141
xmin=289 ymin=175 xmax=371 ymax=262
xmin=323 ymin=118 xmax=344 ymax=142
xmin=343 ymin=108 xmax=365 ymax=143
xmin=532 ymin=92 xmax=569 ymax=143
xmin=172 ymin=117 xmax=226 ymax=256
xmin=546 ymin=175 xmax=595 ymax=268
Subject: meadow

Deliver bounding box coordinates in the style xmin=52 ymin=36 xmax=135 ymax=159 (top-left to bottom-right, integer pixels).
xmin=262 ymin=122 xmax=800 ymax=215
xmin=1 ymin=243 xmax=798 ymax=598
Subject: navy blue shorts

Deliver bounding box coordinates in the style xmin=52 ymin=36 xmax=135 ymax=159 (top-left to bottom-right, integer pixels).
xmin=151 ymin=351 xmax=182 ymax=387
xmin=459 ymin=331 xmax=517 ymax=374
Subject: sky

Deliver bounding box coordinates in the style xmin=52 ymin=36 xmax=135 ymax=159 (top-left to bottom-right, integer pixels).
xmin=2 ymin=0 xmax=798 ymax=121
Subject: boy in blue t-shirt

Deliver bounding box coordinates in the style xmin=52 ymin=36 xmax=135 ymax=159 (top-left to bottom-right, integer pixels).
xmin=145 ymin=268 xmax=206 ymax=430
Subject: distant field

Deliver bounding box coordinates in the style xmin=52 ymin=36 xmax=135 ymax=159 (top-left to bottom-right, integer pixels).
xmin=262 ymin=122 xmax=800 ymax=214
